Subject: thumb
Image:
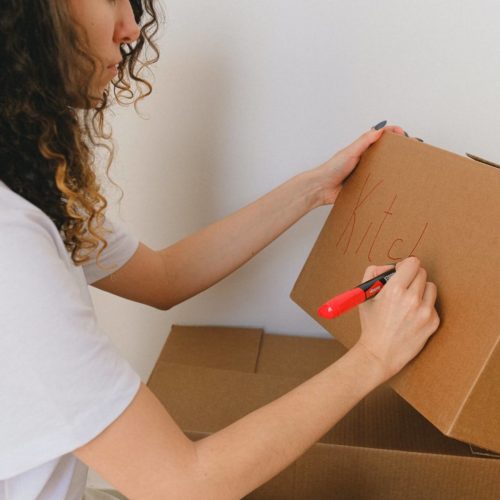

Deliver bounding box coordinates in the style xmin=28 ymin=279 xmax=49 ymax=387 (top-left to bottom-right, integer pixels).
xmin=342 ymin=128 xmax=385 ymax=160
xmin=361 ymin=263 xmax=395 ymax=283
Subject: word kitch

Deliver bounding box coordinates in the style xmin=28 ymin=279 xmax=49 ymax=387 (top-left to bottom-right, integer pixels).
xmin=336 ymin=173 xmax=429 ymax=262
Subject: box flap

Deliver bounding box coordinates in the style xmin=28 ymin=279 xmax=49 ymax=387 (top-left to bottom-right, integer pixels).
xmin=256 ymin=334 xmax=347 ymax=378
xmin=147 ymin=325 xmax=263 ymax=385
xmin=290 ymin=133 xmax=500 ymax=450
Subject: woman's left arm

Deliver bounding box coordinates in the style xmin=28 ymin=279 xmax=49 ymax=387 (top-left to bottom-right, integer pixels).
xmin=93 ymin=125 xmax=404 ymax=309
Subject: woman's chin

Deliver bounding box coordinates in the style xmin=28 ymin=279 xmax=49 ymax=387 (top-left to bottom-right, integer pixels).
xmin=72 ymin=85 xmax=109 ymax=110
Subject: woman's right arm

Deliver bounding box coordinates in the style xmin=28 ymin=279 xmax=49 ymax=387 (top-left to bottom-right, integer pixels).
xmin=74 ymin=257 xmax=439 ymax=500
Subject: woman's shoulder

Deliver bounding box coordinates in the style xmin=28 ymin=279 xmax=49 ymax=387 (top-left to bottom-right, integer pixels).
xmin=0 ymin=180 xmax=62 ymax=253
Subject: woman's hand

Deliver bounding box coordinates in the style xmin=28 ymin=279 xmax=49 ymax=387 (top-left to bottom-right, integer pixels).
xmin=353 ymin=257 xmax=440 ymax=382
xmin=307 ymin=122 xmax=405 ymax=207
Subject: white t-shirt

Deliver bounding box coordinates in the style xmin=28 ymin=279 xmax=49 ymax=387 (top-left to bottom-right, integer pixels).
xmin=0 ymin=181 xmax=142 ymax=500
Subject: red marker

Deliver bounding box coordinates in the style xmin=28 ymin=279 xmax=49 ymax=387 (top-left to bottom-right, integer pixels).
xmin=318 ymin=268 xmax=396 ymax=319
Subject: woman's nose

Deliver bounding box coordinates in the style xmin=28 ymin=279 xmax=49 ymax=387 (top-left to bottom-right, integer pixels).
xmin=114 ymin=1 xmax=141 ymax=45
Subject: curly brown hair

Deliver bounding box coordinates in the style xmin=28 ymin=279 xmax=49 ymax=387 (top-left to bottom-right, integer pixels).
xmin=0 ymin=0 xmax=162 ymax=265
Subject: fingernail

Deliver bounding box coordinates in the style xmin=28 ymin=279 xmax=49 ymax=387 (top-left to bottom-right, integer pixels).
xmin=404 ymin=131 xmax=409 ymax=137
xmin=372 ymin=120 xmax=387 ymax=130
xmin=416 ymin=137 xmax=424 ymax=142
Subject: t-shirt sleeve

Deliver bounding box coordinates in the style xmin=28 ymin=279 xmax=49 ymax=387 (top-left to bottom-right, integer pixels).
xmin=0 ymin=210 xmax=141 ymax=479
xmin=82 ymin=216 xmax=140 ymax=285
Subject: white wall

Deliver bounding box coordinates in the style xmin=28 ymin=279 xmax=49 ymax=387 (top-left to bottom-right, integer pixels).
xmin=87 ymin=0 xmax=500 ymax=488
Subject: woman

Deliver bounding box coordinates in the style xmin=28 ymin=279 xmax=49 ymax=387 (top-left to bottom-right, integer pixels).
xmin=0 ymin=1 xmax=439 ymax=499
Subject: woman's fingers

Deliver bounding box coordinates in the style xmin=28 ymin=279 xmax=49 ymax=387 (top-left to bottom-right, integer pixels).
xmin=364 ymin=257 xmax=427 ymax=298
xmin=361 ymin=264 xmax=395 ymax=283
xmin=422 ymin=281 xmax=438 ymax=309
xmin=342 ymin=129 xmax=382 ymax=158
xmin=407 ymin=267 xmax=427 ymax=301
xmin=384 ymin=125 xmax=405 ymax=136
xmin=420 ymin=282 xmax=440 ymax=336
xmin=342 ymin=123 xmax=405 ymax=159
xmin=357 ymin=259 xmax=440 ymax=380
xmin=392 ymin=256 xmax=422 ymax=289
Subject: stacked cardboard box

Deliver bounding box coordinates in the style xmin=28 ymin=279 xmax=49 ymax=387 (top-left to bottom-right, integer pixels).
xmin=291 ymin=133 xmax=500 ymax=454
xmin=147 ymin=325 xmax=500 ymax=499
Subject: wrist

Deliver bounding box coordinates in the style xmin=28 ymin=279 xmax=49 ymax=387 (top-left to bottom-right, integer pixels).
xmin=294 ymin=169 xmax=326 ymax=211
xmin=347 ymin=342 xmax=390 ymax=387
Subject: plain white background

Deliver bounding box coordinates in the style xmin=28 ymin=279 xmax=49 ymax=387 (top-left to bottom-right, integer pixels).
xmin=87 ymin=0 xmax=500 ymax=488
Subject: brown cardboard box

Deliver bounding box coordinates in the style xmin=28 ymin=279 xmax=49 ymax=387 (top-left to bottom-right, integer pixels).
xmin=290 ymin=132 xmax=500 ymax=454
xmin=147 ymin=325 xmax=500 ymax=499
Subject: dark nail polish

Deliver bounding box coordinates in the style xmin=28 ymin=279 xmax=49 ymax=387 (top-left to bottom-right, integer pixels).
xmin=404 ymin=131 xmax=409 ymax=137
xmin=416 ymin=137 xmax=424 ymax=142
xmin=372 ymin=120 xmax=387 ymax=130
